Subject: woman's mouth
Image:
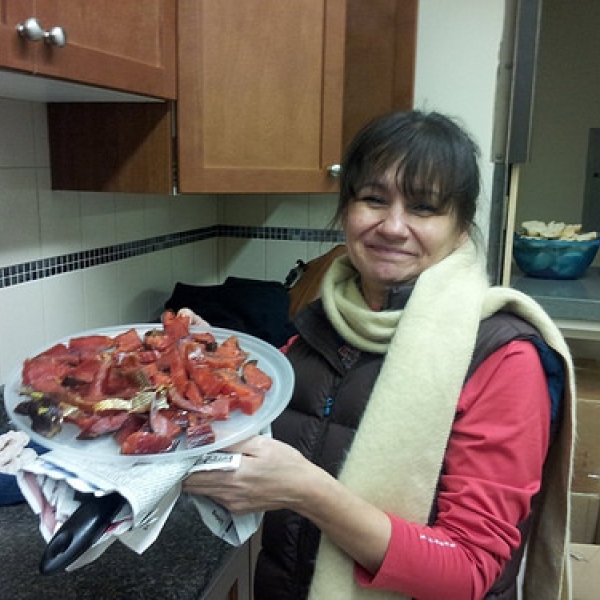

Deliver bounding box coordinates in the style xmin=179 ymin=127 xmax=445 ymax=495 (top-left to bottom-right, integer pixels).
xmin=367 ymin=243 xmax=417 ymax=259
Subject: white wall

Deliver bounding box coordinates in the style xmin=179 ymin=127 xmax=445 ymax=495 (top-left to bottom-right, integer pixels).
xmin=413 ymin=0 xmax=506 ymax=241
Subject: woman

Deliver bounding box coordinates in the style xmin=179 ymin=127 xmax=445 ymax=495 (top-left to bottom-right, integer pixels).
xmin=182 ymin=111 xmax=575 ymax=600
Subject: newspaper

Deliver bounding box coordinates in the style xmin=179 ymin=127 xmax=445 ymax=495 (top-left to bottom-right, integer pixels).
xmin=16 ymin=449 xmax=262 ymax=571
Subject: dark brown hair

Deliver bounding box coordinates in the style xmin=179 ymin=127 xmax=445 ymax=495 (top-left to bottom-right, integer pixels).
xmin=334 ymin=110 xmax=481 ymax=233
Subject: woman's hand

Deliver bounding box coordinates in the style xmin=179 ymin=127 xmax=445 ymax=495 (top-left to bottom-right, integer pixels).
xmin=184 ymin=435 xmax=392 ymax=574
xmin=177 ymin=307 xmax=211 ymax=327
xmin=183 ymin=436 xmax=314 ymax=514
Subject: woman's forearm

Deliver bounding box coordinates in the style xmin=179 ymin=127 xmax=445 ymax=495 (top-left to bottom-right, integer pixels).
xmin=293 ymin=463 xmax=392 ymax=574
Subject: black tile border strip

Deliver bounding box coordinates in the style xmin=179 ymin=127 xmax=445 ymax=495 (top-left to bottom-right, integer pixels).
xmin=218 ymin=225 xmax=344 ymax=243
xmin=0 ymin=225 xmax=344 ymax=290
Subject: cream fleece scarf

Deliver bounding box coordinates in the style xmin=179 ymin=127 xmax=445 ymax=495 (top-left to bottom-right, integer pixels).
xmin=308 ymin=238 xmax=575 ymax=600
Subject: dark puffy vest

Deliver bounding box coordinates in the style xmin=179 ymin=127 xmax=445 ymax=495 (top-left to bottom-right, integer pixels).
xmin=254 ymin=301 xmax=563 ymax=600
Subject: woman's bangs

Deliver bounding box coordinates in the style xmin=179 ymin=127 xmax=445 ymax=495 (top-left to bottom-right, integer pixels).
xmin=395 ymin=145 xmax=447 ymax=207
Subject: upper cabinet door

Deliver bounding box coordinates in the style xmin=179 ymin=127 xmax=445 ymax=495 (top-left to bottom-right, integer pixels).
xmin=1 ymin=0 xmax=176 ymax=99
xmin=0 ymin=0 xmax=36 ymax=72
xmin=177 ymin=0 xmax=347 ymax=193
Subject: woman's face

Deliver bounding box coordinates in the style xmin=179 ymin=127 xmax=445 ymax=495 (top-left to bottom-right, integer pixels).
xmin=343 ymin=169 xmax=467 ymax=309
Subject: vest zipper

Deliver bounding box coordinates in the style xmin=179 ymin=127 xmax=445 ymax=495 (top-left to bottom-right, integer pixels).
xmin=310 ymin=377 xmax=343 ymax=464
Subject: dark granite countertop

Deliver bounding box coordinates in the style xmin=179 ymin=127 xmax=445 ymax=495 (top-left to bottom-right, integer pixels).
xmin=0 ymin=389 xmax=235 ymax=600
xmin=511 ymin=266 xmax=600 ymax=323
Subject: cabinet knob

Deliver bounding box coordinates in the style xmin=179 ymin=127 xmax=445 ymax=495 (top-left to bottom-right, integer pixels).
xmin=327 ymin=164 xmax=342 ymax=178
xmin=16 ymin=18 xmax=66 ymax=48
xmin=16 ymin=17 xmax=44 ymax=42
xmin=44 ymin=26 xmax=67 ymax=48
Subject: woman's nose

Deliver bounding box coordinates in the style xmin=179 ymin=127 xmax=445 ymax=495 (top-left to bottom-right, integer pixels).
xmin=378 ymin=205 xmax=409 ymax=236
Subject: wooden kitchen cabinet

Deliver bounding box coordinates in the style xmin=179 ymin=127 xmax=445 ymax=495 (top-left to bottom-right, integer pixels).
xmin=202 ymin=543 xmax=251 ymax=600
xmin=201 ymin=529 xmax=263 ymax=600
xmin=47 ymin=0 xmax=417 ymax=194
xmin=176 ymin=0 xmax=346 ymax=193
xmin=0 ymin=0 xmax=176 ymax=99
xmin=0 ymin=0 xmax=34 ymax=72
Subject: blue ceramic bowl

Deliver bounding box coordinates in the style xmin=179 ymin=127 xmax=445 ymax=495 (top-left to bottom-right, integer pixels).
xmin=513 ymin=234 xmax=600 ymax=280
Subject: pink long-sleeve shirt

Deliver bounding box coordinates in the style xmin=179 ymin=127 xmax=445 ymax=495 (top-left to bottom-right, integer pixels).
xmin=355 ymin=340 xmax=552 ymax=599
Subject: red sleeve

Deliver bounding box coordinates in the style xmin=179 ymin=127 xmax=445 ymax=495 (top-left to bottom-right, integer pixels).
xmin=355 ymin=340 xmax=552 ymax=600
xmin=279 ymin=334 xmax=299 ymax=354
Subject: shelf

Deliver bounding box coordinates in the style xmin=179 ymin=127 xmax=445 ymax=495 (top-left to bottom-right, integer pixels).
xmin=511 ymin=267 xmax=600 ymax=339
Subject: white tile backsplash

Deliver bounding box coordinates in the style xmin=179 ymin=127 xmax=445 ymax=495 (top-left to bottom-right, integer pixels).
xmin=117 ymin=255 xmax=152 ymax=323
xmin=0 ymin=167 xmax=41 ymax=268
xmin=83 ymin=263 xmax=120 ymax=329
xmin=218 ymin=237 xmax=266 ymax=280
xmin=0 ymin=279 xmax=46 ymax=381
xmin=144 ymin=247 xmax=174 ymax=319
xmin=266 ymin=194 xmax=310 ymax=227
xmin=39 ymin=175 xmax=83 ymax=258
xmin=0 ymin=99 xmax=36 ymax=167
xmin=31 ymin=101 xmax=50 ymax=169
xmin=169 ymin=238 xmax=219 ymax=288
xmin=114 ymin=193 xmax=146 ymax=244
xmin=265 ymin=240 xmax=308 ymax=282
xmin=171 ymin=241 xmax=201 ymax=286
xmin=169 ymin=193 xmax=218 ymax=230
xmin=80 ymin=192 xmax=117 ymax=249
xmin=220 ymin=194 xmax=266 ymax=226
xmin=42 ymin=270 xmax=87 ymax=341
xmin=144 ymin=194 xmax=172 ymax=238
xmin=192 ymin=239 xmax=219 ymax=286
xmin=308 ymin=193 xmax=338 ymax=229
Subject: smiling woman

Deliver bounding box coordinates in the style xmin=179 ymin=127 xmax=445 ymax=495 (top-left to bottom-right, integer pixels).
xmin=336 ymin=111 xmax=480 ymax=309
xmin=182 ymin=110 xmax=576 ymax=600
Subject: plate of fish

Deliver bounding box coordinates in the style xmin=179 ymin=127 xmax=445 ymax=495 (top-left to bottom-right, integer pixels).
xmin=3 ymin=312 xmax=294 ymax=463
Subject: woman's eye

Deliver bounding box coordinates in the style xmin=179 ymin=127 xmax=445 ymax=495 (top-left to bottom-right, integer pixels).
xmin=409 ymin=202 xmax=439 ymax=216
xmin=359 ymin=194 xmax=387 ymax=207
